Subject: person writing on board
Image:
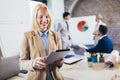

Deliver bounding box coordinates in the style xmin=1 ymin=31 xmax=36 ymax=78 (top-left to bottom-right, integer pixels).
xmin=20 ymin=3 xmax=64 ymax=80
xmin=86 ymin=25 xmax=113 ymax=53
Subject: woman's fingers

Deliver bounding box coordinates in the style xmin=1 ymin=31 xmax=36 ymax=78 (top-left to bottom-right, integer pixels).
xmin=33 ymin=57 xmax=46 ymax=69
xmin=36 ymin=60 xmax=46 ymax=67
xmin=54 ymin=58 xmax=64 ymax=68
xmin=35 ymin=62 xmax=46 ymax=69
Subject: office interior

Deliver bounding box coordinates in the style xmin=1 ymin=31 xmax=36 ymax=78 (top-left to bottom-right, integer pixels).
xmin=0 ymin=0 xmax=120 ymax=80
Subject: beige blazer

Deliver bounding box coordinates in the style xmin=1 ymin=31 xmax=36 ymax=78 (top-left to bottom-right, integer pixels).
xmin=20 ymin=30 xmax=64 ymax=80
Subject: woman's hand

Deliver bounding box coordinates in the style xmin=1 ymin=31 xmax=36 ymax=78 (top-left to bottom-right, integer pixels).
xmin=54 ymin=58 xmax=64 ymax=68
xmin=33 ymin=57 xmax=46 ymax=69
xmin=93 ymin=30 xmax=99 ymax=36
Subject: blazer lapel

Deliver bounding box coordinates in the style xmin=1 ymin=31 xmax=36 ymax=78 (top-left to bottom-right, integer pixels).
xmin=34 ymin=30 xmax=46 ymax=57
xmin=48 ymin=30 xmax=57 ymax=54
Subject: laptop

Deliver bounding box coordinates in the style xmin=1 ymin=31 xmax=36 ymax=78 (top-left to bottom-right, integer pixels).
xmin=0 ymin=55 xmax=20 ymax=80
xmin=64 ymin=54 xmax=84 ymax=64
xmin=64 ymin=46 xmax=85 ymax=64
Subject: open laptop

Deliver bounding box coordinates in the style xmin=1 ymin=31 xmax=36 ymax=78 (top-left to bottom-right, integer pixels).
xmin=0 ymin=55 xmax=20 ymax=80
xmin=64 ymin=54 xmax=84 ymax=64
xmin=64 ymin=45 xmax=85 ymax=64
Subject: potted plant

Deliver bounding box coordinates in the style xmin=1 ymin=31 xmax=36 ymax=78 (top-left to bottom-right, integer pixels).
xmin=87 ymin=56 xmax=92 ymax=67
xmin=91 ymin=53 xmax=98 ymax=63
xmin=99 ymin=53 xmax=104 ymax=62
xmin=87 ymin=56 xmax=91 ymax=61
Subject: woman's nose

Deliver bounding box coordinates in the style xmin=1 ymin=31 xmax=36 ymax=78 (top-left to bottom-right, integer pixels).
xmin=42 ymin=16 xmax=47 ymax=22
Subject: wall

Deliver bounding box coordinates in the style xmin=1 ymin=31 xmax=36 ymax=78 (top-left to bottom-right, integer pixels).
xmin=48 ymin=0 xmax=64 ymax=20
xmin=0 ymin=0 xmax=30 ymax=57
xmin=47 ymin=0 xmax=64 ymax=30
xmin=65 ymin=0 xmax=120 ymax=52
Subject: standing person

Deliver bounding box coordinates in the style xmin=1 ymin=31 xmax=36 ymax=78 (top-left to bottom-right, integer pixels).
xmin=57 ymin=12 xmax=72 ymax=49
xmin=93 ymin=14 xmax=106 ymax=44
xmin=86 ymin=25 xmax=113 ymax=53
xmin=20 ymin=3 xmax=64 ymax=80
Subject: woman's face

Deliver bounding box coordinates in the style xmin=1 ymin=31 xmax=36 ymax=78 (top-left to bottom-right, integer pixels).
xmin=37 ymin=9 xmax=50 ymax=32
xmin=95 ymin=16 xmax=100 ymax=23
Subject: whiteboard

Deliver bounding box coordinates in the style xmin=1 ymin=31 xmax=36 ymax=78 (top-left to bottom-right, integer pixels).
xmin=69 ymin=15 xmax=96 ymax=45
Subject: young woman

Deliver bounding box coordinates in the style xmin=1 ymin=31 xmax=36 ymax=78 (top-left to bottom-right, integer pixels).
xmin=20 ymin=3 xmax=64 ymax=80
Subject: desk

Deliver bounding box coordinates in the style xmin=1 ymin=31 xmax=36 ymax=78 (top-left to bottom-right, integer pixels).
xmin=60 ymin=55 xmax=120 ymax=80
xmin=8 ymin=73 xmax=27 ymax=80
xmin=9 ymin=55 xmax=120 ymax=80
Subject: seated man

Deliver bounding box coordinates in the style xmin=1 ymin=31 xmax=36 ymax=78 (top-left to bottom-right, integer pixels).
xmin=86 ymin=25 xmax=113 ymax=53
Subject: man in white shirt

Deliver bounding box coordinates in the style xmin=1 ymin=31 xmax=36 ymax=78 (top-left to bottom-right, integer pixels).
xmin=56 ymin=12 xmax=72 ymax=49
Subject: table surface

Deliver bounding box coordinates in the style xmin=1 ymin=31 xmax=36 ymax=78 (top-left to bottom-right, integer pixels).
xmin=60 ymin=55 xmax=120 ymax=80
xmin=9 ymin=54 xmax=120 ymax=80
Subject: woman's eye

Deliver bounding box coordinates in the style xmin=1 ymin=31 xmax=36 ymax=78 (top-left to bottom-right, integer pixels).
xmin=46 ymin=16 xmax=48 ymax=18
xmin=40 ymin=16 xmax=43 ymax=18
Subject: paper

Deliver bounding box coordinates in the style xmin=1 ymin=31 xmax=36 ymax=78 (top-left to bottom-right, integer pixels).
xmin=79 ymin=44 xmax=88 ymax=49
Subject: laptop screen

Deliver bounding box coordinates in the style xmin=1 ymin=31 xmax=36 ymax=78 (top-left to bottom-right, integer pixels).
xmin=0 ymin=55 xmax=20 ymax=80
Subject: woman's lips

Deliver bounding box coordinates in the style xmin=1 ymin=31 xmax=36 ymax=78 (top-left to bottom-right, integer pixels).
xmin=40 ymin=21 xmax=48 ymax=26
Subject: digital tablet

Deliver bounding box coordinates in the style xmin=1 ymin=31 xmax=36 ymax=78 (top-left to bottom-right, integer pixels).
xmin=45 ymin=49 xmax=70 ymax=64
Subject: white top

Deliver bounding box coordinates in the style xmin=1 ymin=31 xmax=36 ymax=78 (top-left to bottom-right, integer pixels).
xmin=99 ymin=35 xmax=107 ymax=40
xmin=93 ymin=20 xmax=106 ymax=35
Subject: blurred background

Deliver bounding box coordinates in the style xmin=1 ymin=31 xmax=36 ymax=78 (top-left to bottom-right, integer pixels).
xmin=0 ymin=0 xmax=120 ymax=57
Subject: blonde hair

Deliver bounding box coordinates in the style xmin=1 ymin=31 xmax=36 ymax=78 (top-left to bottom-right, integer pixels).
xmin=32 ymin=3 xmax=52 ymax=30
xmin=96 ymin=14 xmax=103 ymax=19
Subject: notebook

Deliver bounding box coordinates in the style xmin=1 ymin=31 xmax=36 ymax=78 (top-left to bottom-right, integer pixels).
xmin=79 ymin=44 xmax=88 ymax=49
